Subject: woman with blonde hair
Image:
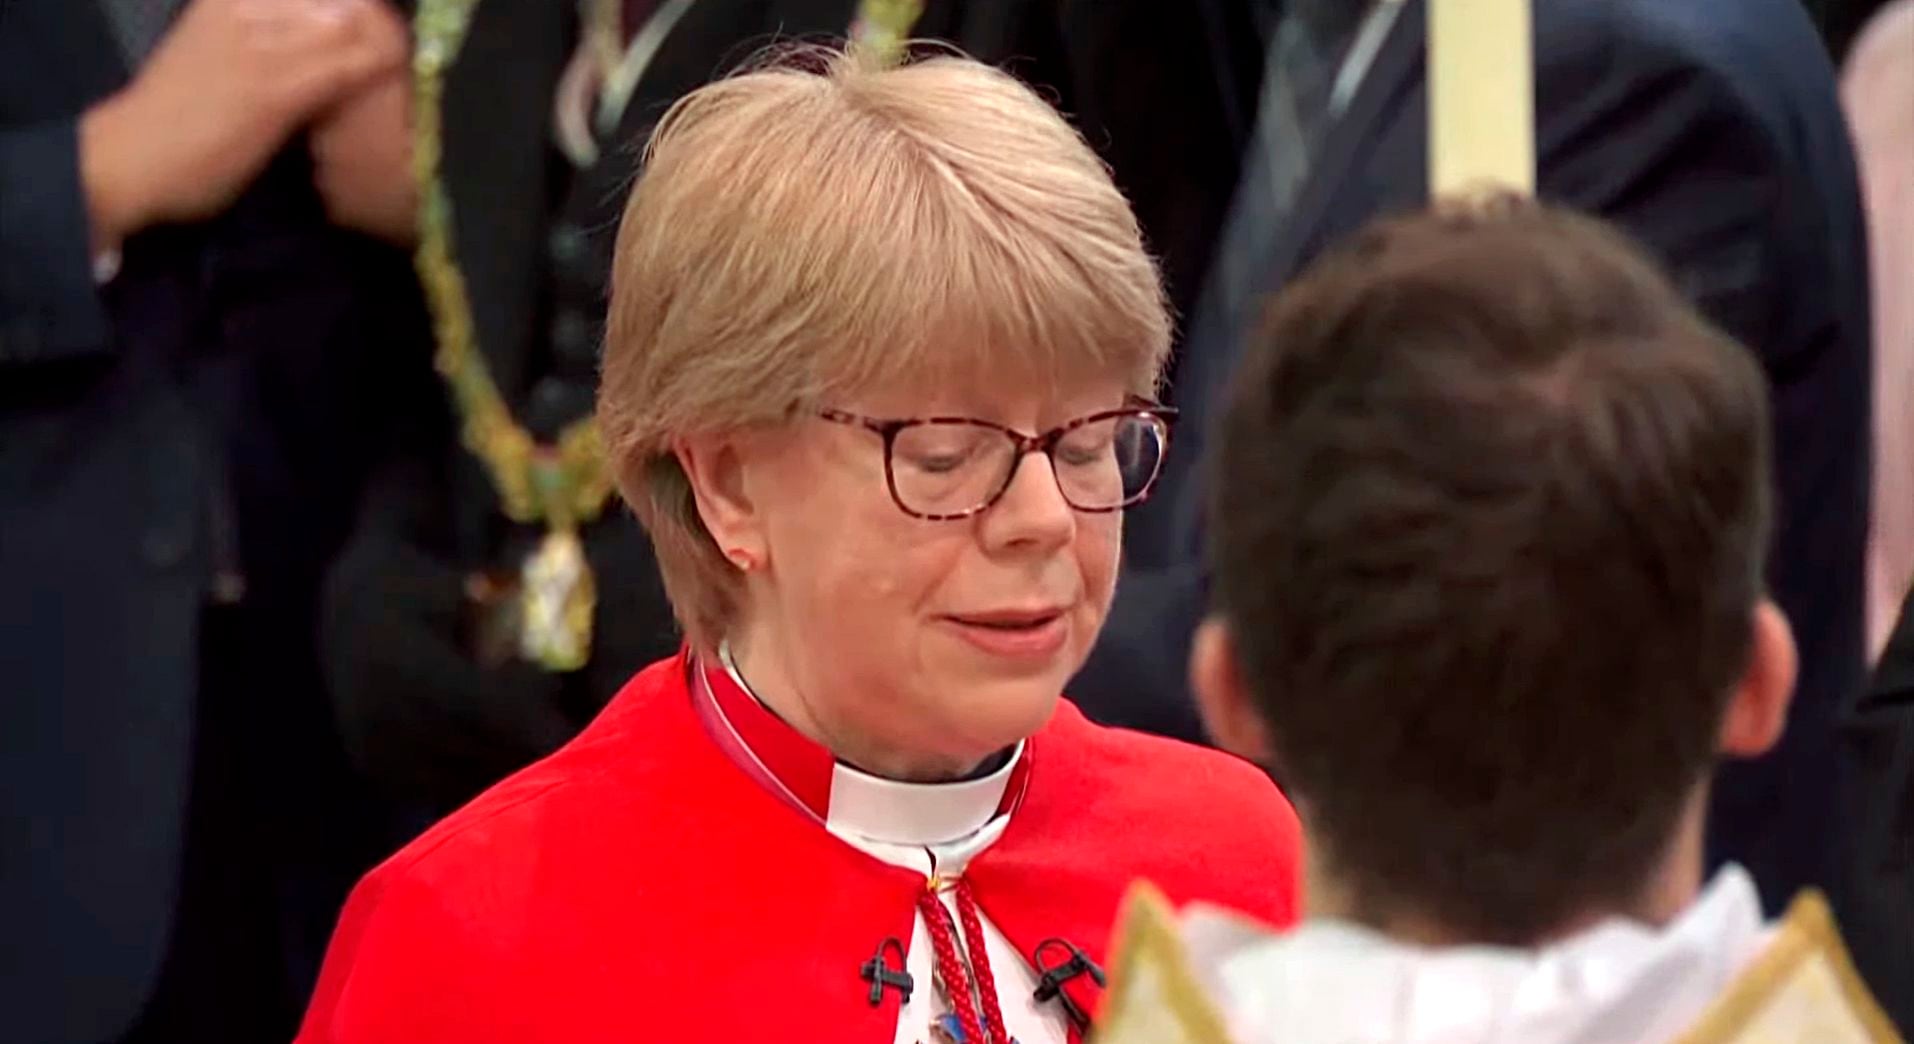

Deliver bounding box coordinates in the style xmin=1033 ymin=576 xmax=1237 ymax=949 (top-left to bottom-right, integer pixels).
xmin=297 ymin=45 xmax=1300 ymax=1044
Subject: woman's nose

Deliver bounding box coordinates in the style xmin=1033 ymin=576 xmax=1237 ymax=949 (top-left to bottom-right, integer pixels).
xmin=983 ymin=451 xmax=1077 ymax=549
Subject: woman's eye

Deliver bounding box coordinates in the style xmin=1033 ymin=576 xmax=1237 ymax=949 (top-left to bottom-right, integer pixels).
xmin=895 ymin=426 xmax=993 ymax=475
xmin=906 ymin=452 xmax=969 ymax=474
xmin=1057 ymin=445 xmax=1107 ymax=468
xmin=1056 ymin=430 xmax=1115 ymax=468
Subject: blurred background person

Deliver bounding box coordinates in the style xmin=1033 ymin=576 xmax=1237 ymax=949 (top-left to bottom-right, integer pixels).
xmin=1080 ymin=0 xmax=1876 ymax=918
xmin=0 ymin=1 xmax=424 ymax=1041
xmin=1813 ymin=0 xmax=1903 ymax=62
xmin=922 ymin=0 xmax=1270 ymax=392
xmin=1835 ymin=0 xmax=1914 ymax=1028
xmin=1844 ymin=588 xmax=1914 ymax=1033
xmin=1848 ymin=0 xmax=1914 ymax=663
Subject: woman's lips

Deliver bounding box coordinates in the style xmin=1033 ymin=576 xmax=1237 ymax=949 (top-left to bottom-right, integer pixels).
xmin=941 ymin=609 xmax=1070 ymax=659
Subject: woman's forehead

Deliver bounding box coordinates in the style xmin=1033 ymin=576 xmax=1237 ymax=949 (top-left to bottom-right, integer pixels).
xmin=840 ymin=365 xmax=1134 ymax=422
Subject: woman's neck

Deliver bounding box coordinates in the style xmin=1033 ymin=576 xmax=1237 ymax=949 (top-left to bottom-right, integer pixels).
xmin=721 ymin=632 xmax=992 ymax=783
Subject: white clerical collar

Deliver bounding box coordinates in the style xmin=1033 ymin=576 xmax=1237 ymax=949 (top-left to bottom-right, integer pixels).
xmin=824 ymin=743 xmax=1020 ymax=847
xmin=690 ymin=646 xmax=1031 ymax=847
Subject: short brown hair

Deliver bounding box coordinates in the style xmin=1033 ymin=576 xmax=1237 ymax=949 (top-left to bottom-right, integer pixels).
xmin=1210 ymin=198 xmax=1773 ymax=943
xmin=599 ymin=45 xmax=1171 ymax=649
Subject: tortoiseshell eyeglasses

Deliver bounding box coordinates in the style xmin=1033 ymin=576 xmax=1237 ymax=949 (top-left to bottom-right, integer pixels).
xmin=817 ymin=403 xmax=1178 ymax=520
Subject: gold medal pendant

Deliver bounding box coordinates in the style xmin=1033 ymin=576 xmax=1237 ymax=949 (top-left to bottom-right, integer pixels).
xmin=519 ymin=527 xmax=595 ymax=672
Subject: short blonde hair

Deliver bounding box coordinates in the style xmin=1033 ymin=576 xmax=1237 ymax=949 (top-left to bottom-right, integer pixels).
xmin=599 ymin=45 xmax=1172 ymax=650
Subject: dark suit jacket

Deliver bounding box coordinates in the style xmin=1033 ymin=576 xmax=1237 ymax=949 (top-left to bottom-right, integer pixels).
xmin=1075 ymin=0 xmax=1874 ymax=912
xmin=0 ymin=4 xmax=421 ymax=1039
xmin=1812 ymin=0 xmax=1901 ymax=60
xmin=1838 ymin=591 xmax=1914 ymax=1031
xmin=935 ymin=0 xmax=1269 ymax=340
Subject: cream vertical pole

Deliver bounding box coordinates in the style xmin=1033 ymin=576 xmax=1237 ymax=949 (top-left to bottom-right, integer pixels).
xmin=1428 ymin=0 xmax=1535 ymax=195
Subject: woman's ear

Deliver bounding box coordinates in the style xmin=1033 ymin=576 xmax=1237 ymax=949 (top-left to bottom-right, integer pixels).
xmin=675 ymin=434 xmax=766 ymax=570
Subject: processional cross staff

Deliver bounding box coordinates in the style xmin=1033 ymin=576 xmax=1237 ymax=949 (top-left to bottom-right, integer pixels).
xmin=1429 ymin=0 xmax=1535 ymax=197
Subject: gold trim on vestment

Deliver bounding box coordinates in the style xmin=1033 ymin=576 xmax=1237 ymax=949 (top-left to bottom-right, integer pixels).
xmin=1093 ymin=882 xmax=1234 ymax=1043
xmin=1097 ymin=884 xmax=1903 ymax=1043
xmin=1672 ymin=889 xmax=1904 ymax=1044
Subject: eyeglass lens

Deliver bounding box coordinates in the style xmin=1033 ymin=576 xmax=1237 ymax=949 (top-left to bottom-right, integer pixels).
xmin=888 ymin=414 xmax=1166 ymax=515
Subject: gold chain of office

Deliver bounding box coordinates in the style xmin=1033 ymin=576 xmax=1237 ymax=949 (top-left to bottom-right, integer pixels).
xmin=409 ymin=0 xmax=925 ymax=670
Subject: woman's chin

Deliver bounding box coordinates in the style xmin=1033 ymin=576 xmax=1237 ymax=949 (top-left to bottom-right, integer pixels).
xmin=939 ymin=681 xmax=1065 ymax=754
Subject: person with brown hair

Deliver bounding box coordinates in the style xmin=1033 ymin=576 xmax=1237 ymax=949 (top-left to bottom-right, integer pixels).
xmin=295 ymin=45 xmax=1300 ymax=1044
xmin=1084 ymin=0 xmax=1874 ymax=925
xmin=1100 ymin=200 xmax=1899 ymax=1041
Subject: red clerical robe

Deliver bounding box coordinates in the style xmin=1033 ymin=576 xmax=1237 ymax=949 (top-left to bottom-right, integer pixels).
xmin=297 ymin=652 xmax=1302 ymax=1043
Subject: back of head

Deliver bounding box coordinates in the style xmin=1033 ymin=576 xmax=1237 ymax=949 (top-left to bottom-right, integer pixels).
xmin=1210 ymin=198 xmax=1773 ymax=944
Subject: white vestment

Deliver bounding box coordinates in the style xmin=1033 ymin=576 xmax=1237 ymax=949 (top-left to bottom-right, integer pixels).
xmin=1098 ymin=867 xmax=1902 ymax=1043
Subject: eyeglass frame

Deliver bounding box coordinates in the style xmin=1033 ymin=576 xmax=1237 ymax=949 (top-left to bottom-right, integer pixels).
xmin=816 ymin=401 xmax=1179 ymax=521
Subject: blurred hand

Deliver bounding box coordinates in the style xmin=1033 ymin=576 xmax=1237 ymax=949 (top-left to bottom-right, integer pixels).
xmin=311 ymin=68 xmax=418 ymax=246
xmin=79 ymin=0 xmax=408 ymax=249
